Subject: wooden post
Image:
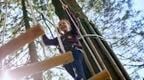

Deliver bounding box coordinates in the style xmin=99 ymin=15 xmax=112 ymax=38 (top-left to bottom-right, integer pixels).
xmin=88 ymin=69 xmax=112 ymax=80
xmin=0 ymin=24 xmax=44 ymax=61
xmin=8 ymin=51 xmax=73 ymax=79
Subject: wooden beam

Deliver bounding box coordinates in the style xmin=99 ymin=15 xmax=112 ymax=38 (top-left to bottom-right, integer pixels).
xmin=8 ymin=51 xmax=73 ymax=79
xmin=88 ymin=69 xmax=112 ymax=80
xmin=0 ymin=24 xmax=44 ymax=61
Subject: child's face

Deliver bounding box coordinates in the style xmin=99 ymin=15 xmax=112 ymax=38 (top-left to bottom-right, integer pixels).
xmin=59 ymin=20 xmax=71 ymax=33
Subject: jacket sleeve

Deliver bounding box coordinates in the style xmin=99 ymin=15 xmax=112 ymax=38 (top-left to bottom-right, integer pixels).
xmin=70 ymin=24 xmax=78 ymax=36
xmin=42 ymin=34 xmax=59 ymax=46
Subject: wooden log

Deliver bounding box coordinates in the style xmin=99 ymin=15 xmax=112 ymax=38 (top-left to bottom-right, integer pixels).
xmin=0 ymin=24 xmax=44 ymax=61
xmin=8 ymin=51 xmax=73 ymax=79
xmin=88 ymin=69 xmax=112 ymax=80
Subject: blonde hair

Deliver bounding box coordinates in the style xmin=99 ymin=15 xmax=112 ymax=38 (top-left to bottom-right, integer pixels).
xmin=58 ymin=19 xmax=71 ymax=34
xmin=58 ymin=19 xmax=70 ymax=26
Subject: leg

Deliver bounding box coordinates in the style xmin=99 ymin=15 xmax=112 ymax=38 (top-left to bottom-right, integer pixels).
xmin=72 ymin=49 xmax=87 ymax=80
xmin=82 ymin=59 xmax=92 ymax=79
xmin=63 ymin=63 xmax=76 ymax=78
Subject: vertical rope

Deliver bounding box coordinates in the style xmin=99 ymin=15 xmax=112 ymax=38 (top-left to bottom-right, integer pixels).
xmin=55 ymin=26 xmax=66 ymax=53
xmin=66 ymin=10 xmax=102 ymax=71
xmin=48 ymin=0 xmax=66 ymax=53
xmin=59 ymin=0 xmax=104 ymax=74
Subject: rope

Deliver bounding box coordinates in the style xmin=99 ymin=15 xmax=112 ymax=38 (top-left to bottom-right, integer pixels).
xmin=81 ymin=34 xmax=113 ymax=46
xmin=66 ymin=10 xmax=105 ymax=76
xmin=83 ymin=34 xmax=106 ymax=40
xmin=40 ymin=13 xmax=65 ymax=53
xmin=44 ymin=14 xmax=66 ymax=53
xmin=59 ymin=0 xmax=105 ymax=74
xmin=70 ymin=15 xmax=102 ymax=71
xmin=84 ymin=20 xmax=126 ymax=79
xmin=56 ymin=25 xmax=66 ymax=53
xmin=59 ymin=0 xmax=65 ymax=7
xmin=60 ymin=1 xmax=104 ymax=71
xmin=59 ymin=0 xmax=96 ymax=76
xmin=77 ymin=18 xmax=107 ymax=70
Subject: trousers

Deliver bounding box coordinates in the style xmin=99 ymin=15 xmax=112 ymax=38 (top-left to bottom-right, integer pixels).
xmin=63 ymin=49 xmax=90 ymax=80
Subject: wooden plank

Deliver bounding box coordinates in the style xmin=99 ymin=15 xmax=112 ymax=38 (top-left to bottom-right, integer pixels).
xmin=8 ymin=51 xmax=73 ymax=79
xmin=88 ymin=69 xmax=112 ymax=80
xmin=0 ymin=24 xmax=44 ymax=61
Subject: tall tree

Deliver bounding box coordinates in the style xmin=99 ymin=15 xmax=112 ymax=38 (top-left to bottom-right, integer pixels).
xmin=52 ymin=0 xmax=130 ymax=80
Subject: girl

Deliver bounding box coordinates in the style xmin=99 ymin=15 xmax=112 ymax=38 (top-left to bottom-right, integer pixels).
xmin=42 ymin=19 xmax=89 ymax=80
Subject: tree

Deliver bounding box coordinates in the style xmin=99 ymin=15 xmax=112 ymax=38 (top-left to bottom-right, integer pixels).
xmin=51 ymin=0 xmax=130 ymax=80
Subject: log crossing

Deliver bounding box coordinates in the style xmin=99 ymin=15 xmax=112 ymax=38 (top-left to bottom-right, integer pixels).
xmin=8 ymin=52 xmax=73 ymax=79
xmin=88 ymin=69 xmax=112 ymax=80
xmin=0 ymin=24 xmax=44 ymax=61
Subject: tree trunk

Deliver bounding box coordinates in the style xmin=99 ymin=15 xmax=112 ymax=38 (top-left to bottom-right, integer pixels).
xmin=52 ymin=0 xmax=131 ymax=80
xmin=21 ymin=0 xmax=42 ymax=80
